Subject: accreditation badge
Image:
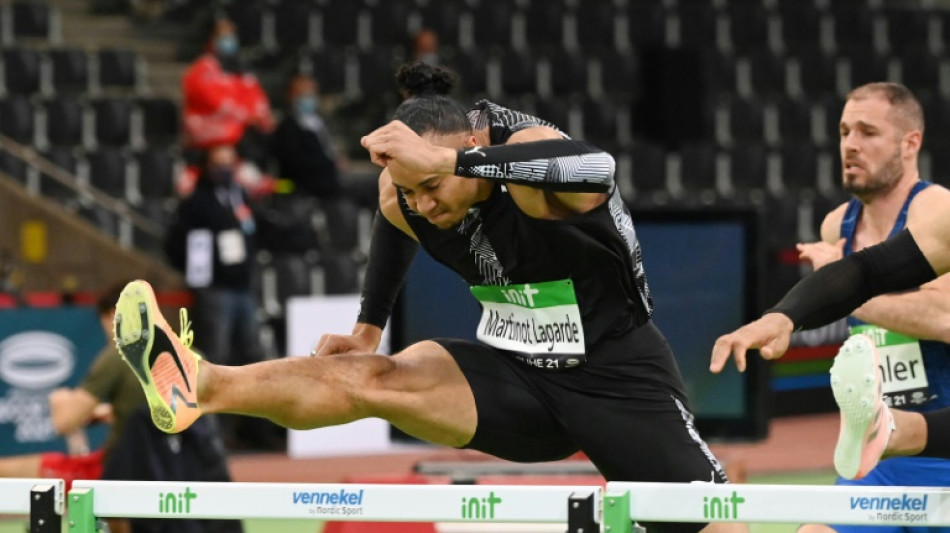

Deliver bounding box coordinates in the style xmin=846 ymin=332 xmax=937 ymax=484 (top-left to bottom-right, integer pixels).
xmin=850 ymin=324 xmax=933 ymax=407
xmin=471 ymin=279 xmax=586 ymax=370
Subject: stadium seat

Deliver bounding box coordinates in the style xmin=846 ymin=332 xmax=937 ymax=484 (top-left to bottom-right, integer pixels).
xmin=471 ymin=0 xmax=514 ymax=49
xmin=592 ymin=47 xmax=641 ymax=99
xmin=839 ymin=52 xmax=888 ymax=94
xmin=274 ymin=0 xmax=315 ymax=52
xmin=778 ymin=142 xmax=819 ymax=192
xmin=273 ymin=253 xmax=312 ymax=304
xmin=453 ymin=52 xmax=491 ymax=98
xmin=724 ymin=96 xmax=765 ymax=146
xmin=626 ymin=140 xmax=668 ymax=198
xmin=677 ymin=142 xmax=719 ymax=196
xmin=774 ymin=98 xmax=815 ymax=145
xmin=135 ymin=147 xmax=177 ymax=200
xmin=97 ymin=48 xmax=138 ymax=90
xmin=498 ymin=48 xmax=537 ymax=95
xmin=420 ymin=3 xmax=462 ymax=48
xmin=576 ymin=0 xmax=619 ymax=51
xmin=3 ymin=47 xmax=41 ymax=95
xmin=895 ymin=51 xmax=942 ymax=98
xmin=309 ymin=46 xmax=347 ymax=95
xmin=625 ymin=0 xmax=665 ymax=48
xmin=0 ymin=96 xmax=35 ymax=144
xmin=137 ymin=97 xmax=180 ymax=147
xmin=49 ymin=47 xmax=90 ymax=94
xmin=534 ymin=95 xmax=574 ymax=135
xmin=322 ymin=196 xmax=360 ymax=252
xmin=831 ymin=5 xmax=878 ymax=54
xmin=12 ymin=0 xmax=52 ymax=41
xmin=223 ymin=0 xmax=264 ymax=48
xmin=523 ymin=2 xmax=567 ymax=50
xmin=543 ymin=47 xmax=588 ymax=96
xmin=321 ymin=250 xmax=360 ymax=295
xmin=673 ymin=2 xmax=719 ymax=50
xmin=86 ymin=147 xmax=128 ymax=198
xmin=91 ymin=97 xmax=133 ymax=146
xmin=704 ymin=51 xmax=738 ymax=97
xmin=0 ymin=148 xmax=28 ymax=183
xmin=745 ymin=49 xmax=787 ymax=98
xmin=882 ymin=7 xmax=931 ymax=53
xmin=43 ymin=95 xmax=84 ymax=147
xmin=357 ymin=48 xmax=398 ymax=99
xmin=727 ymin=143 xmax=768 ymax=193
xmin=775 ymin=2 xmax=822 ymax=54
xmin=581 ymin=95 xmax=620 ymax=148
xmin=726 ymin=2 xmax=769 ymax=54
xmin=317 ymin=1 xmax=361 ymax=48
xmin=41 ymin=145 xmax=80 ymax=201
xmin=368 ymin=0 xmax=414 ymax=49
xmin=788 ymin=46 xmax=837 ymax=99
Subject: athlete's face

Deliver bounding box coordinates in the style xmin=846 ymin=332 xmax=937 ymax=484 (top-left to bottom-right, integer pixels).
xmin=839 ymin=96 xmax=908 ymax=199
xmin=389 ymin=131 xmax=486 ymax=229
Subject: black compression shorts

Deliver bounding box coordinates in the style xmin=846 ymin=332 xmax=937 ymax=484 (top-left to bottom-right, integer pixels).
xmin=433 ymin=321 xmax=728 ymax=533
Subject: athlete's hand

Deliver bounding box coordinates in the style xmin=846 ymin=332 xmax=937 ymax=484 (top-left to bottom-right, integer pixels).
xmin=311 ymin=323 xmax=383 ymax=356
xmin=710 ymin=313 xmax=795 ymax=373
xmin=797 ymin=238 xmax=845 ymax=271
xmin=361 ymin=120 xmax=456 ymax=174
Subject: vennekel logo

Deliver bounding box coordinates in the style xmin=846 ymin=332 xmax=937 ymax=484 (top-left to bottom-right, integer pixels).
xmin=850 ymin=494 xmax=928 ymax=511
xmin=292 ymin=489 xmax=365 ymax=506
xmin=0 ymin=332 xmax=74 ymax=389
xmin=461 ymin=491 xmax=502 ymax=520
xmin=703 ymin=491 xmax=745 ymax=520
xmin=159 ymin=487 xmax=197 ymax=514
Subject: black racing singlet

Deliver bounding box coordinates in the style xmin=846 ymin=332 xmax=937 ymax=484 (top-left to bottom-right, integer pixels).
xmin=398 ymin=100 xmax=654 ymax=360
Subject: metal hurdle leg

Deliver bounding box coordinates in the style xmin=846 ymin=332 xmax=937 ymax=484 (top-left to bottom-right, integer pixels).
xmin=68 ymin=487 xmax=96 ymax=533
xmin=30 ymin=484 xmax=60 ymax=533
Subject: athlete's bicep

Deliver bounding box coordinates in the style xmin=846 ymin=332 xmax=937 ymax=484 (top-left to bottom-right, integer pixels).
xmin=907 ymin=185 xmax=950 ymax=276
xmin=819 ymin=203 xmax=848 ymax=243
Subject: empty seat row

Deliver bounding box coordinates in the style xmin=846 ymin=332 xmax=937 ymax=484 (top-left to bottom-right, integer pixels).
xmin=1 ymin=46 xmax=142 ymax=97
xmin=0 ymin=95 xmax=179 ymax=149
xmin=0 ymin=1 xmax=59 ymax=45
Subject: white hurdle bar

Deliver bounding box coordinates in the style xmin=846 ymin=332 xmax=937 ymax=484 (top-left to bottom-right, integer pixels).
xmin=68 ymin=480 xmax=601 ymax=533
xmin=605 ymin=482 xmax=950 ymax=530
xmin=0 ymin=477 xmax=65 ymax=533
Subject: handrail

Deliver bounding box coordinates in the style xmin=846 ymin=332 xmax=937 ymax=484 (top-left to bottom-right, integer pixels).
xmin=0 ymin=133 xmax=165 ymax=242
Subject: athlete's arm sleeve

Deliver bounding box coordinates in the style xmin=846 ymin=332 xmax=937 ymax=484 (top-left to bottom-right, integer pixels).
xmin=454 ymin=139 xmax=615 ymax=192
xmin=767 ymin=229 xmax=937 ymax=330
xmin=922 ymin=407 xmax=950 ymax=459
xmin=356 ymin=211 xmax=419 ymax=328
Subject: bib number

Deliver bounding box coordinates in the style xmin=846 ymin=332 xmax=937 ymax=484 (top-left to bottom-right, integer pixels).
xmin=471 ymin=280 xmax=586 ymax=369
xmin=850 ymin=325 xmax=932 ymax=407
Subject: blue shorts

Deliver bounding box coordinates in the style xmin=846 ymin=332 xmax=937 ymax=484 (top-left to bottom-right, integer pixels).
xmin=829 ymin=456 xmax=950 ymax=533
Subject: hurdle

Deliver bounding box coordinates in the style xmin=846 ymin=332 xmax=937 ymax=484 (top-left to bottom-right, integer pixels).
xmin=604 ymin=482 xmax=950 ymax=530
xmin=0 ymin=477 xmax=65 ymax=533
xmin=67 ymin=480 xmax=601 ymax=533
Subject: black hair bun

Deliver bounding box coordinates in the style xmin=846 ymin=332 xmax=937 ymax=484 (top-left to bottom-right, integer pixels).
xmin=395 ymin=62 xmax=458 ymax=97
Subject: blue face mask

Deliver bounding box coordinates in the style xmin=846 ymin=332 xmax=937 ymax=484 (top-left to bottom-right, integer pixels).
xmin=294 ymin=95 xmax=318 ymax=116
xmin=215 ymin=34 xmax=239 ymax=57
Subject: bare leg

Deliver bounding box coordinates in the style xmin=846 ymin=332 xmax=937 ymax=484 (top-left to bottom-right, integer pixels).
xmin=197 ymin=340 xmax=478 ymax=447
xmin=885 ymin=409 xmax=927 ymax=456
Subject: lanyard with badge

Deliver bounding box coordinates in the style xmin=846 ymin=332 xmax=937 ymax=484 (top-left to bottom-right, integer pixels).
xmin=470 ymin=279 xmax=586 ymax=371
xmin=849 ymin=324 xmax=934 ymax=407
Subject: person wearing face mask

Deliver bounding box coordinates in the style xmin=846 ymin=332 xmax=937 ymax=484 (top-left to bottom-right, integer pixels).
xmin=271 ymin=74 xmax=342 ymax=200
xmin=182 ymin=18 xmax=275 ymax=156
xmin=164 ymin=144 xmax=270 ymax=449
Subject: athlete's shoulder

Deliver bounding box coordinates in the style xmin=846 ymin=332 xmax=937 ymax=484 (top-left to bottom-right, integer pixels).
xmin=820 ymin=201 xmax=849 ymax=241
xmin=908 ymin=181 xmax=950 ymax=219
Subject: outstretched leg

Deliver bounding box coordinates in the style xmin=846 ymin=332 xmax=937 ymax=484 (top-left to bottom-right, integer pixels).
xmin=114 ymin=280 xmax=477 ymax=446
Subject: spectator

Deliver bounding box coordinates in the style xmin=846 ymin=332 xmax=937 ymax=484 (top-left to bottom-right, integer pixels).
xmin=271 ymin=74 xmax=342 ymax=200
xmin=1 ymin=281 xmax=241 ymax=533
xmin=182 ymin=18 xmax=275 ymax=161
xmin=164 ymin=145 xmax=278 ymax=450
xmin=412 ymin=28 xmax=441 ymax=66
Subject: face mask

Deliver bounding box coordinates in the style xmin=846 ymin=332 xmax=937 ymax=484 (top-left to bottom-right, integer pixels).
xmin=294 ymin=95 xmax=318 ymax=116
xmin=215 ymin=34 xmax=239 ymax=57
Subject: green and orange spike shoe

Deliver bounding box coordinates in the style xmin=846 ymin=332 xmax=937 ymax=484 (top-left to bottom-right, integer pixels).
xmin=113 ymin=280 xmax=202 ymax=434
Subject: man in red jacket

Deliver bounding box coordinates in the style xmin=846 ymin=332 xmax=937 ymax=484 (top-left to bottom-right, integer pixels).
xmin=182 ymin=18 xmax=274 ymax=150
